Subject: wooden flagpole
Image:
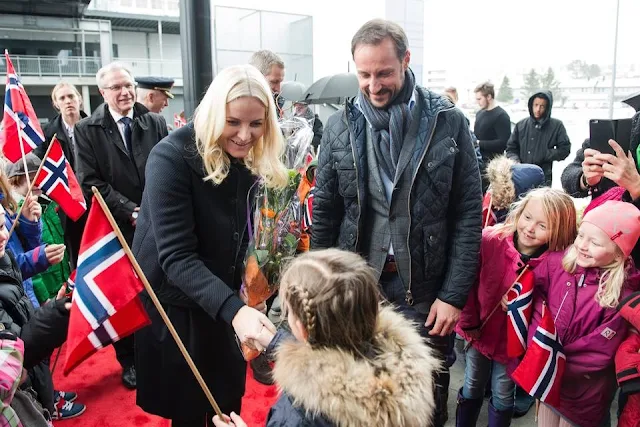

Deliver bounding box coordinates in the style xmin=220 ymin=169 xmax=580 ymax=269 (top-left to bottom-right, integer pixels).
xmin=484 ymin=194 xmax=493 ymax=228
xmin=90 ymin=186 xmax=224 ymax=419
xmin=7 ymin=134 xmax=57 ymax=240
xmin=478 ymin=265 xmax=530 ymax=331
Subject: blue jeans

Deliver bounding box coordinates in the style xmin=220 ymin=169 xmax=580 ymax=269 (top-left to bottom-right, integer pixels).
xmin=463 ymin=346 xmax=514 ymax=412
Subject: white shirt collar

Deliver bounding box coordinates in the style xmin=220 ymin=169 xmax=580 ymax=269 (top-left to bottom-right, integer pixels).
xmin=108 ymin=106 xmax=134 ymax=124
xmin=61 ymin=119 xmax=74 ymax=136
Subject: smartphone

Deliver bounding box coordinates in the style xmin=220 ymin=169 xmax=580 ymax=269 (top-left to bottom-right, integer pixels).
xmin=589 ymin=118 xmax=632 ymax=155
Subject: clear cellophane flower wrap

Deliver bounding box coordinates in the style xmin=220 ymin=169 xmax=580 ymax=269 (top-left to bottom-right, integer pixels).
xmin=240 ymin=118 xmax=313 ymax=361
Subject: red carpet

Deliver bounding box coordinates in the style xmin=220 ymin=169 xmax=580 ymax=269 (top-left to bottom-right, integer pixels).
xmin=52 ymin=345 xmax=278 ymax=426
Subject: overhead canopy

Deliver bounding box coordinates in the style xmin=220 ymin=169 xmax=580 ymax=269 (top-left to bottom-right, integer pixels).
xmin=0 ymin=0 xmax=91 ymax=18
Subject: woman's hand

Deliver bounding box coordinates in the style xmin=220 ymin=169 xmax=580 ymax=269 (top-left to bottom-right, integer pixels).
xmin=232 ymin=306 xmax=276 ymax=351
xmin=595 ymin=139 xmax=640 ymax=199
xmin=244 ymin=325 xmax=276 ymax=351
xmin=581 ymin=148 xmax=605 ymax=187
xmin=212 ymin=412 xmax=247 ymax=427
xmin=21 ymin=195 xmax=41 ymax=222
xmin=45 ymin=244 xmax=66 ymax=265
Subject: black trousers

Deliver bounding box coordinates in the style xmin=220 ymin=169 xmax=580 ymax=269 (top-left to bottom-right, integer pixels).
xmin=171 ymin=399 xmax=242 ymax=427
xmin=380 ymin=271 xmax=454 ymax=427
xmin=114 ymin=334 xmax=135 ymax=369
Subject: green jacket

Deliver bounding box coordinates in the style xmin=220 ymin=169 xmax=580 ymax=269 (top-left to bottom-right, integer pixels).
xmin=27 ymin=198 xmax=71 ymax=303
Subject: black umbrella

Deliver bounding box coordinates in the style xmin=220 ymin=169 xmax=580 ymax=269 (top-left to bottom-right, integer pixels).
xmin=302 ymin=73 xmax=359 ymax=104
xmin=280 ymin=81 xmax=307 ymax=103
xmin=622 ymin=92 xmax=640 ymax=112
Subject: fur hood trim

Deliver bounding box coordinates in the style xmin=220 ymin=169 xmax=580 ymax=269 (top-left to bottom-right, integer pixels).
xmin=272 ymin=306 xmax=440 ymax=427
xmin=486 ymin=155 xmax=516 ymax=210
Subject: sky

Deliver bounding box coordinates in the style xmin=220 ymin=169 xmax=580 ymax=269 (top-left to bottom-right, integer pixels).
xmin=210 ymin=0 xmax=640 ymax=86
xmin=423 ymin=0 xmax=639 ymax=74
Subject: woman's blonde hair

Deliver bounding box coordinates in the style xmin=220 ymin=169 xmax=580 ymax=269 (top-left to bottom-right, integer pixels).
xmin=193 ymin=64 xmax=288 ymax=188
xmin=279 ymin=249 xmax=380 ymax=354
xmin=491 ymin=187 xmax=577 ymax=252
xmin=562 ymin=245 xmax=626 ymax=309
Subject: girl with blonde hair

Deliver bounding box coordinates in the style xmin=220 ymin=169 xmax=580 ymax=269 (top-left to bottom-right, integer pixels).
xmin=524 ymin=200 xmax=640 ymax=427
xmin=132 ymin=64 xmax=286 ymax=426
xmin=456 ymin=188 xmax=577 ymax=426
xmin=213 ymin=248 xmax=440 ymax=427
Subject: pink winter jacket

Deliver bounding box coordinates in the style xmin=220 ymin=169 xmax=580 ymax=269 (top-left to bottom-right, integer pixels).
xmin=456 ymin=228 xmax=547 ymax=365
xmin=516 ymin=251 xmax=639 ymax=427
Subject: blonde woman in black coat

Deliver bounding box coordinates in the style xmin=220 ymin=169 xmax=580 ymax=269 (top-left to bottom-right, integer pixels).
xmin=132 ymin=64 xmax=288 ymax=427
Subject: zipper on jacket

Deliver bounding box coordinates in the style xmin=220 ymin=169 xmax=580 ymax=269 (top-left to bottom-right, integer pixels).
xmin=405 ymin=106 xmax=454 ymax=306
xmin=344 ymin=109 xmax=361 ymax=250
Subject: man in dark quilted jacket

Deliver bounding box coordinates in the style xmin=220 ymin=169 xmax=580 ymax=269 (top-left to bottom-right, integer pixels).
xmin=311 ymin=19 xmax=482 ymax=426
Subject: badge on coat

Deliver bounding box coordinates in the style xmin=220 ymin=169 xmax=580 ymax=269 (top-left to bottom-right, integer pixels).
xmin=601 ymin=327 xmax=616 ymax=340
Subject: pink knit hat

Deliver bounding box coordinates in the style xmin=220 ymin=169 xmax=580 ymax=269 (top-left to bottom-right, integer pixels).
xmin=581 ymin=201 xmax=640 ymax=257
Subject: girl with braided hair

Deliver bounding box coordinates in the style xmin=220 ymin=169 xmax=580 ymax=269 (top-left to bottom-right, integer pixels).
xmin=214 ymin=248 xmax=441 ymax=427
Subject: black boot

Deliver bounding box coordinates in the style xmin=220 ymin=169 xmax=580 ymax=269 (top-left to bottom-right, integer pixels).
xmin=487 ymin=400 xmax=513 ymax=427
xmin=250 ymin=353 xmax=274 ymax=385
xmin=432 ymin=371 xmax=450 ymax=426
xmin=455 ymin=388 xmax=483 ymax=427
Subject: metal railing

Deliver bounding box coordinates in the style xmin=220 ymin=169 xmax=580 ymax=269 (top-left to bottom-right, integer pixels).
xmin=0 ymin=55 xmax=101 ymax=78
xmin=0 ymin=56 xmax=183 ymax=80
xmin=114 ymin=57 xmax=183 ymax=79
xmin=87 ymin=0 xmax=179 ymax=16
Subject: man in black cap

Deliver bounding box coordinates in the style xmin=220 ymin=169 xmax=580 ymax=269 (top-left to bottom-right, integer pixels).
xmin=135 ymin=76 xmax=174 ymax=114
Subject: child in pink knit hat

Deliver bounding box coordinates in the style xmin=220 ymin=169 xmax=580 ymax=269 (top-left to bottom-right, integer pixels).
xmin=517 ymin=200 xmax=640 ymax=427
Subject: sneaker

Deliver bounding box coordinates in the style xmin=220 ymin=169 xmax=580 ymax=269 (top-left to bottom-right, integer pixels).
xmin=54 ymin=390 xmax=78 ymax=403
xmin=53 ymin=399 xmax=86 ymax=420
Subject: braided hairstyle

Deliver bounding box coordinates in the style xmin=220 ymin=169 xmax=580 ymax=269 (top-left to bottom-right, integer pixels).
xmin=279 ymin=249 xmax=380 ymax=354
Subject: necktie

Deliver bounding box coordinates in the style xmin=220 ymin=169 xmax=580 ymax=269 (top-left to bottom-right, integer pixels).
xmin=119 ymin=117 xmax=134 ymax=159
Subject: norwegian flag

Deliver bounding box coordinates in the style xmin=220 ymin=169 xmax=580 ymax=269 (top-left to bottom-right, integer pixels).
xmin=63 ymin=197 xmax=150 ymax=374
xmin=33 ymin=137 xmax=86 ymax=221
xmin=506 ymin=267 xmax=534 ymax=358
xmin=64 ymin=270 xmax=76 ymax=297
xmin=512 ymin=304 xmax=566 ymax=407
xmin=1 ymin=51 xmax=44 ymax=162
xmin=173 ymin=112 xmax=186 ymax=129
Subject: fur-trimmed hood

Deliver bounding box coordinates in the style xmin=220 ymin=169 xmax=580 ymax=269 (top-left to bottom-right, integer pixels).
xmin=486 ymin=155 xmax=544 ymax=212
xmin=272 ymin=306 xmax=439 ymax=427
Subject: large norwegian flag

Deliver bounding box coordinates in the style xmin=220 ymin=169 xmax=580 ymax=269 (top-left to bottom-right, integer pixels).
xmin=512 ymin=304 xmax=566 ymax=407
xmin=506 ymin=267 xmax=535 ymax=358
xmin=34 ymin=137 xmax=86 ymax=221
xmin=63 ymin=197 xmax=150 ymax=374
xmin=1 ymin=51 xmax=44 ymax=162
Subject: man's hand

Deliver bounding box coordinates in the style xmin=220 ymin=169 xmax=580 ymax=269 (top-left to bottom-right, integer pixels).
xmin=425 ymin=299 xmax=461 ymax=336
xmin=595 ymin=139 xmax=640 ymax=199
xmin=581 ymin=148 xmax=605 ymax=188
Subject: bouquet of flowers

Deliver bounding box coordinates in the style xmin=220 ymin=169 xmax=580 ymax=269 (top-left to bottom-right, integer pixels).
xmin=240 ymin=117 xmax=313 ymax=360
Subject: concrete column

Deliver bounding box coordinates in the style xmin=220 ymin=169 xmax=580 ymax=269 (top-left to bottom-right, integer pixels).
xmin=82 ymin=85 xmax=91 ymax=114
xmin=98 ymin=21 xmax=113 ymax=65
xmin=179 ymin=0 xmax=213 ymax=117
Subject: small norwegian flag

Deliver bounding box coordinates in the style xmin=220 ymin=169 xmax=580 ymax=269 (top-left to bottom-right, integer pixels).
xmin=64 ymin=197 xmax=150 ymax=374
xmin=1 ymin=50 xmax=45 ymax=162
xmin=33 ymin=137 xmax=86 ymax=221
xmin=506 ymin=267 xmax=535 ymax=358
xmin=512 ymin=304 xmax=566 ymax=407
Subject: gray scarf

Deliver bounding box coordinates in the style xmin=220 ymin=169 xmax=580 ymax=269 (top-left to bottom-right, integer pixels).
xmin=357 ymin=68 xmax=416 ymax=180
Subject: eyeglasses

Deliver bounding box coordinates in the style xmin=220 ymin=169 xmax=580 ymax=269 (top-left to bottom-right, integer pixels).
xmin=104 ymin=83 xmax=135 ymax=92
